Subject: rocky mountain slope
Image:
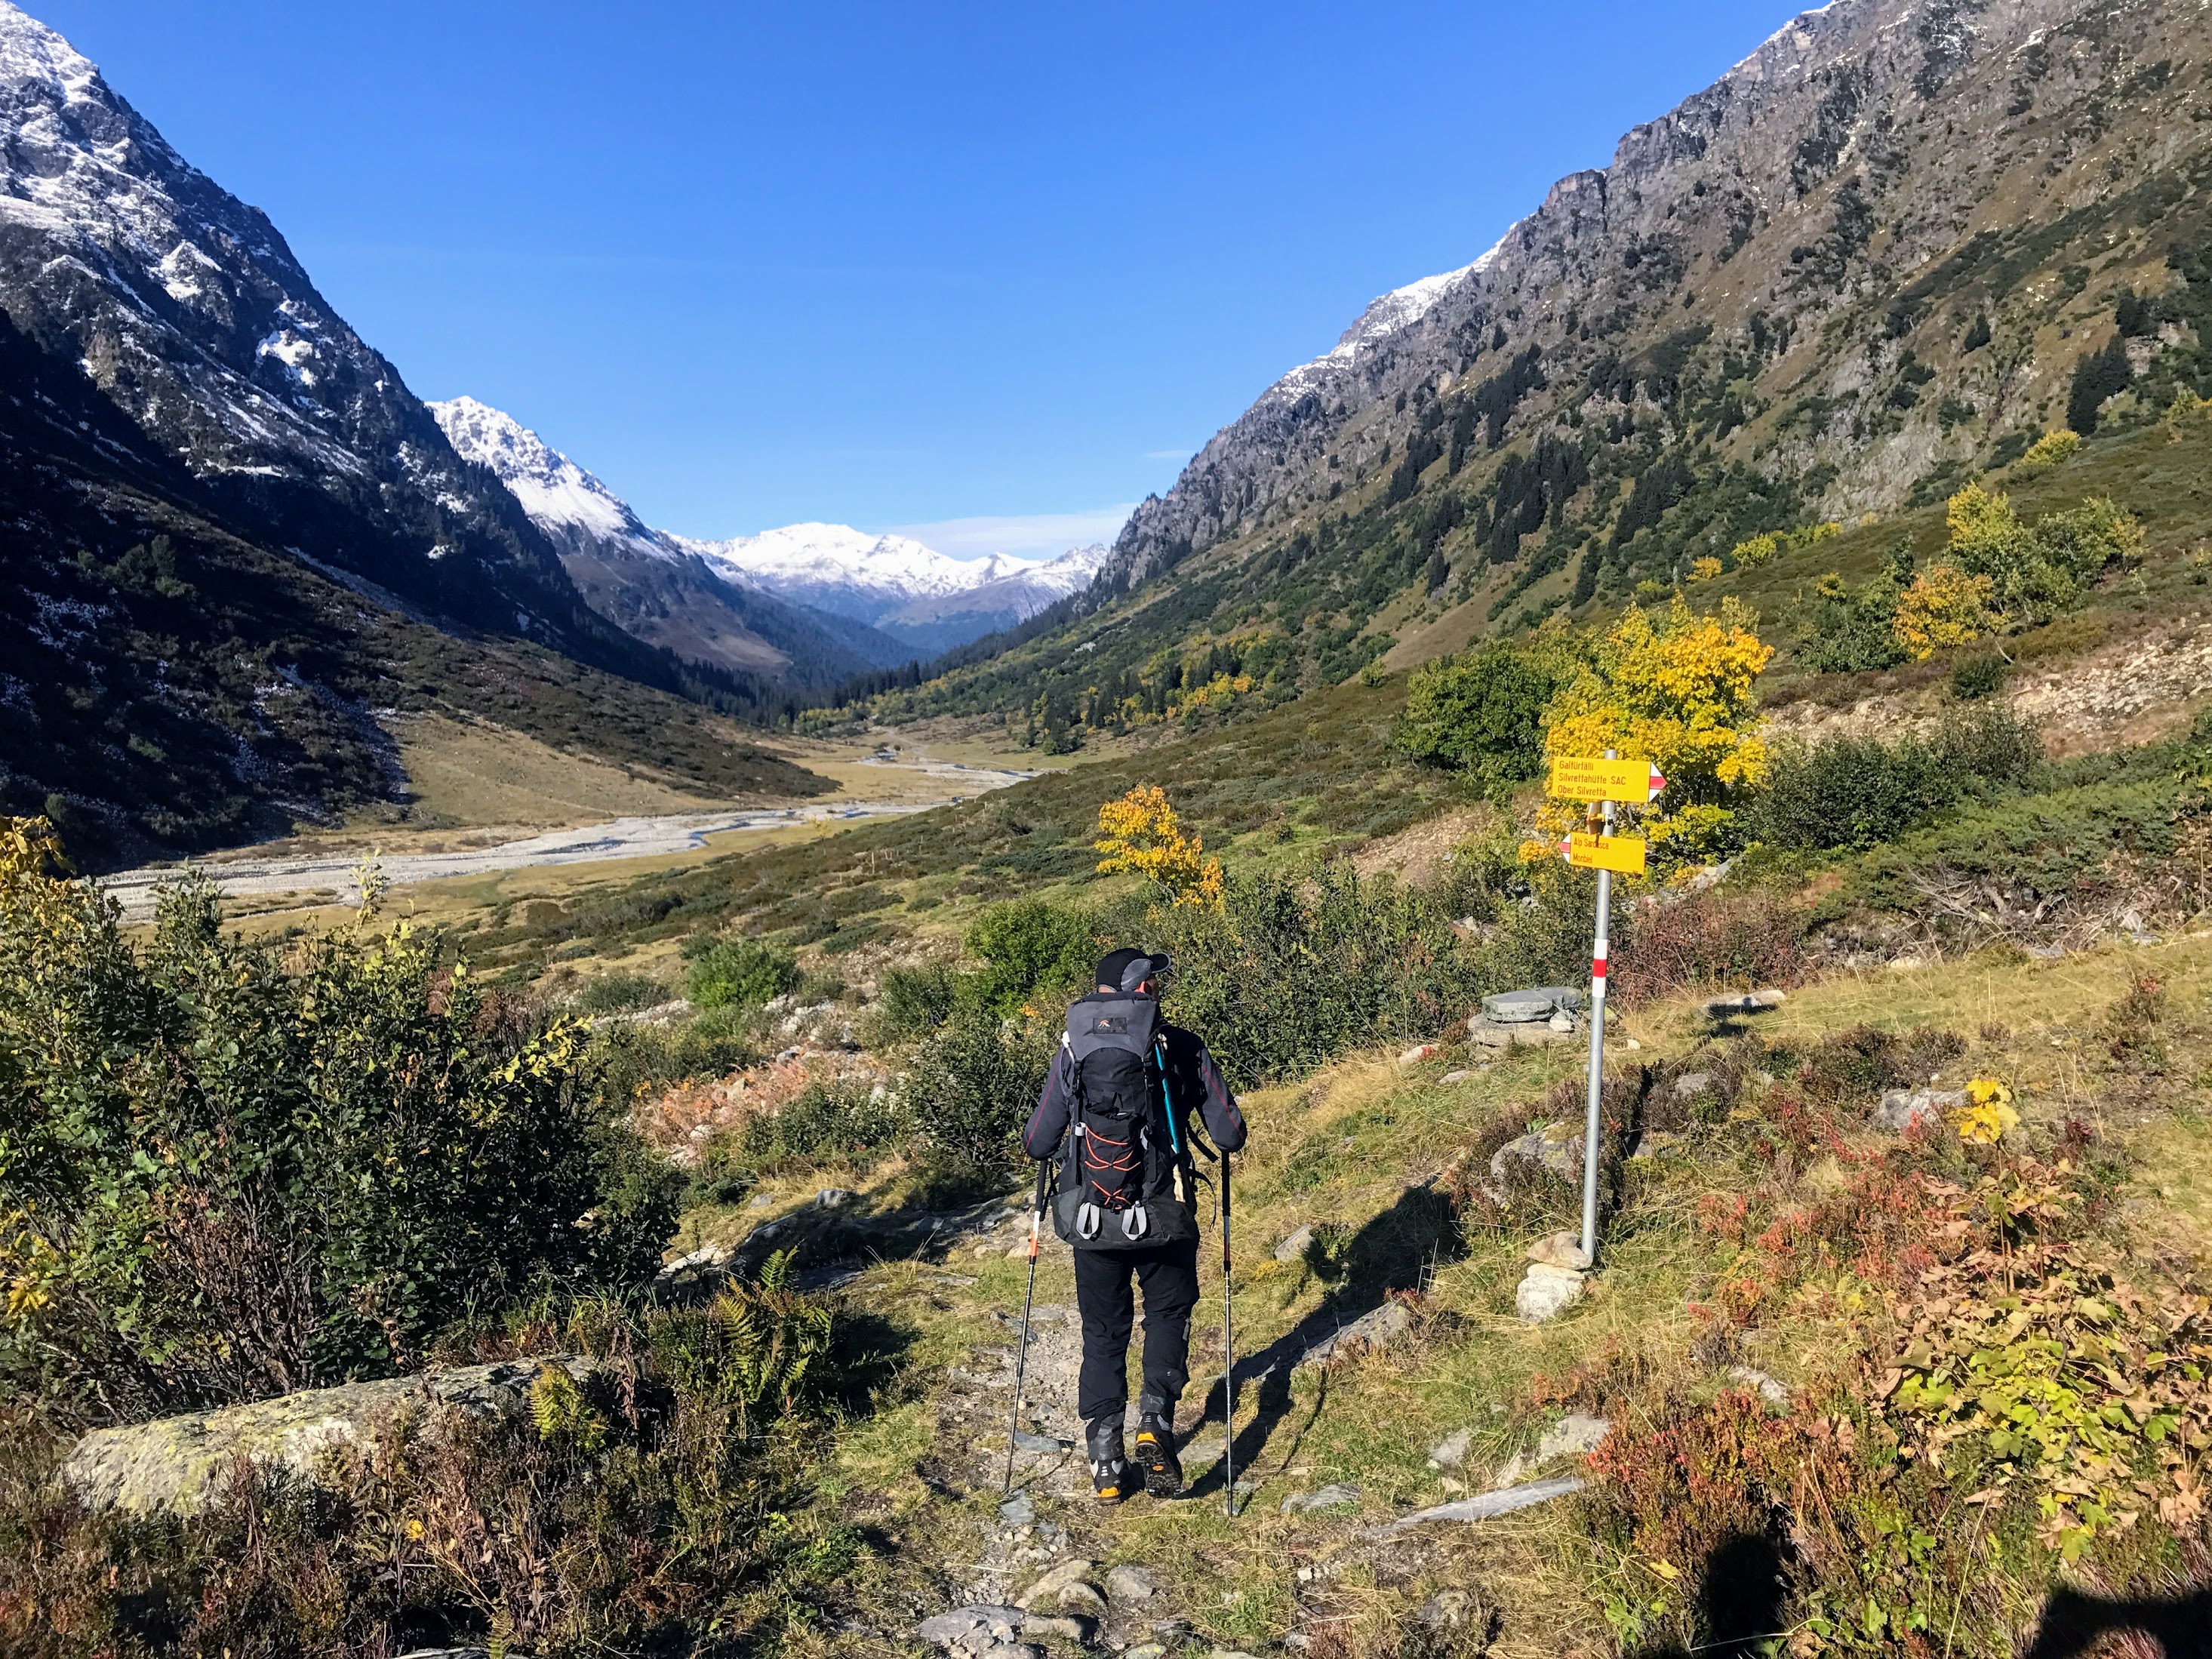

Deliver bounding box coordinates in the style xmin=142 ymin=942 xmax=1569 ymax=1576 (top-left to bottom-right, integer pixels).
xmin=694 ymin=523 xmax=1110 ymax=654
xmin=429 ymin=397 xmax=914 ymax=687
xmin=0 ymin=3 xmax=825 ymax=866
xmin=876 ymin=0 xmax=2212 ymax=731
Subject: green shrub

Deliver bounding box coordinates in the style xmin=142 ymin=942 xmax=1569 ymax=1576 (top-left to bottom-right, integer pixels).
xmin=1750 ymin=706 xmax=2044 ymax=851
xmin=0 ymin=823 xmax=676 ymax=1423
xmin=870 ymin=962 xmax=961 ymax=1045
xmin=1789 ymin=545 xmax=1913 ymax=675
xmin=964 ymin=897 xmax=1100 ymax=1015
xmin=1949 ymin=651 xmax=2008 ymax=700
xmin=685 ymin=937 xmax=799 ymax=1010
xmin=1155 ymin=863 xmax=1489 ymax=1088
xmin=734 ymin=1076 xmax=906 ymax=1174
xmin=1392 ymin=642 xmax=1563 ymax=788
xmin=906 ymin=1002 xmax=1053 ymax=1186
xmin=592 ymin=1003 xmax=758 ymax=1106
xmin=568 ymin=972 xmax=668 ymax=1014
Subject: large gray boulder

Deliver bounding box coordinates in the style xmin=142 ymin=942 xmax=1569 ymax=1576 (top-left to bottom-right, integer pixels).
xmin=63 ymin=1356 xmax=604 ymax=1518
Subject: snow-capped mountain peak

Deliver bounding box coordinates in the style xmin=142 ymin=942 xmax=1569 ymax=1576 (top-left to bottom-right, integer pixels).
xmin=689 ymin=522 xmax=1004 ymax=603
xmin=429 ymin=395 xmax=663 ymax=555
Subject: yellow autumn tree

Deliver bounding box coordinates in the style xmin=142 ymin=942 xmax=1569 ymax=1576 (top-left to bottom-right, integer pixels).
xmin=1540 ymin=596 xmax=1774 ymax=860
xmin=1891 ymin=563 xmax=1995 ymax=660
xmin=1094 ymin=786 xmax=1223 ymax=907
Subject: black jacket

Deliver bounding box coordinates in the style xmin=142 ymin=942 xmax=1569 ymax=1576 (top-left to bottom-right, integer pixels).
xmin=1023 ymin=1012 xmax=1247 ymax=1162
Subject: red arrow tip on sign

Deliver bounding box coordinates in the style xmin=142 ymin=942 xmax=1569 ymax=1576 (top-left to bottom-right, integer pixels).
xmin=1648 ymin=769 xmax=1667 ymax=793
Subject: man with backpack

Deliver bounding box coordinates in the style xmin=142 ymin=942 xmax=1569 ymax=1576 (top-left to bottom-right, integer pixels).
xmin=1023 ymin=947 xmax=1248 ymax=1501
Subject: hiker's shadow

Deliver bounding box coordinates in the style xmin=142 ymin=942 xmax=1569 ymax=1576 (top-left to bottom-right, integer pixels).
xmin=2015 ymin=1587 xmax=2212 ymax=1659
xmin=1624 ymin=1532 xmax=1789 ymax=1659
xmin=1620 ymin=1539 xmax=2212 ymax=1659
xmin=1187 ymin=1180 xmax=1457 ymax=1501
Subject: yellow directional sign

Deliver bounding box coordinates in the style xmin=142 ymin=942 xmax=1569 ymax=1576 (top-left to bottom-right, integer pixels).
xmin=1561 ymin=831 xmax=1648 ymax=876
xmin=1547 ymin=755 xmax=1667 ymax=802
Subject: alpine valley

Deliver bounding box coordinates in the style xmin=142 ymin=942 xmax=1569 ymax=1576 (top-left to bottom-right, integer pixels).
xmin=0 ymin=2 xmax=1095 ymax=869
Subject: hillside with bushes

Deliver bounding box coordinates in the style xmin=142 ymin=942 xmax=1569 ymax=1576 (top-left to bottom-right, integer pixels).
xmin=842 ymin=0 xmax=2212 ymax=749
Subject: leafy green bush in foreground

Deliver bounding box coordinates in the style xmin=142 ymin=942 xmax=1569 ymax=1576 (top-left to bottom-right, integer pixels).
xmin=0 ymin=820 xmax=676 ymax=1424
xmin=0 ymin=1263 xmax=850 ymax=1657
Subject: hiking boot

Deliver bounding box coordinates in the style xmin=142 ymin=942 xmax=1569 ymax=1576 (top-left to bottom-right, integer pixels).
xmin=1134 ymin=1413 xmax=1183 ymax=1497
xmin=1087 ymin=1418 xmax=1128 ymax=1504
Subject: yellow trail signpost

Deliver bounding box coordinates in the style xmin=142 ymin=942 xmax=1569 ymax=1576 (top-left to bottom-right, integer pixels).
xmin=1546 ymin=755 xmax=1666 ymax=803
xmin=1541 ymin=749 xmax=1667 ymax=1270
xmin=1560 ymin=831 xmax=1647 ymax=876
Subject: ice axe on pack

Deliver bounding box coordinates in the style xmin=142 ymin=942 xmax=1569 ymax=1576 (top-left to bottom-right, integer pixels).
xmin=1002 ymin=1156 xmax=1053 ymax=1494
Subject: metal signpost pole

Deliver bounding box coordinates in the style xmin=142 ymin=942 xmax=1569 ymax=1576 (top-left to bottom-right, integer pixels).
xmin=1577 ymin=749 xmax=1616 ymax=1267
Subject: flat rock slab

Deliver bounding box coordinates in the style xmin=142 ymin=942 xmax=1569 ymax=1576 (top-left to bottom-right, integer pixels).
xmin=1388 ymin=1476 xmax=1586 ymax=1531
xmin=63 ymin=1356 xmax=604 ymax=1518
xmin=1481 ymin=986 xmax=1586 ymax=1023
xmin=1281 ymin=1482 xmax=1361 ymax=1514
xmin=1468 ymin=1017 xmax=1577 ymax=1050
xmin=1297 ymin=1300 xmax=1412 ymax=1368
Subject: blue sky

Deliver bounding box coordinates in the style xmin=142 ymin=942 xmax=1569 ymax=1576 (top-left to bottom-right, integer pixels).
xmin=38 ymin=1 xmax=1807 ymax=557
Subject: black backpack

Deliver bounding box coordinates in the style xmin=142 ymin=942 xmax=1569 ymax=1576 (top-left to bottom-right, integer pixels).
xmin=1051 ymin=993 xmax=1200 ymax=1251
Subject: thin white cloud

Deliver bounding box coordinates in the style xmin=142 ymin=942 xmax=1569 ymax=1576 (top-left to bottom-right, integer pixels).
xmin=1144 ymin=448 xmax=1192 ymax=462
xmin=884 ymin=504 xmax=1134 ymax=562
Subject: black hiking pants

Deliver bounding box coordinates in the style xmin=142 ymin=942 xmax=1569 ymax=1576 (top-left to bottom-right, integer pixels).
xmin=1072 ymin=1236 xmax=1200 ymax=1428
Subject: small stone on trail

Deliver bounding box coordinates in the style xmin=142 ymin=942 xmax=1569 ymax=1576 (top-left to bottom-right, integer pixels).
xmin=1515 ymin=1263 xmax=1586 ymax=1324
xmin=1526 ymin=1231 xmax=1592 ymax=1272
xmin=1874 ymin=1087 xmax=1964 ymax=1132
xmin=1274 ymin=1224 xmax=1315 ymax=1263
xmin=1426 ymin=1426 xmax=1473 ymax=1469
xmin=1417 ymin=1590 xmax=1473 ymax=1632
xmin=999 ymin=1494 xmax=1036 ymax=1527
xmin=813 ymin=1187 xmax=855 ymax=1209
xmin=748 ymin=1193 xmax=776 ymax=1208
xmin=1728 ymin=1365 xmax=1790 ymax=1406
xmin=1672 ymin=1071 xmax=1713 ymax=1100
xmin=1106 ymin=1565 xmax=1155 ymax=1603
xmin=1398 ymin=1042 xmax=1438 ymax=1066
xmin=1440 ymin=1070 xmax=1472 ymax=1084
xmin=1016 ymin=1559 xmax=1097 ymax=1610
xmin=1052 ymin=1582 xmax=1107 ymax=1617
xmin=1123 ymin=1648 xmax=1166 ymax=1659
xmin=1280 ymin=1482 xmax=1361 ymax=1514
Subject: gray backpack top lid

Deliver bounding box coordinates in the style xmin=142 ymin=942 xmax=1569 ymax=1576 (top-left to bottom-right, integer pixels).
xmin=1481 ymin=986 xmax=1588 ymax=1023
xmin=1066 ymin=993 xmax=1161 ymax=1066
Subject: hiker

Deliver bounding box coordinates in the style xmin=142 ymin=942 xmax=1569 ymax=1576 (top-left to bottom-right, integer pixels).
xmin=1023 ymin=947 xmax=1247 ymax=1501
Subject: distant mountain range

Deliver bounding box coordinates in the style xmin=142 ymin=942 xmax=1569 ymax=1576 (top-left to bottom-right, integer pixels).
xmin=0 ymin=2 xmax=823 ymax=866
xmin=432 ymin=396 xmax=1110 ymax=660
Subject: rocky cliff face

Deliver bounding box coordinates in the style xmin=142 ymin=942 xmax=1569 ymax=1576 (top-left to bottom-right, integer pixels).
xmin=1111 ymin=0 xmax=2211 ymax=585
xmin=0 ymin=2 xmax=645 ymax=663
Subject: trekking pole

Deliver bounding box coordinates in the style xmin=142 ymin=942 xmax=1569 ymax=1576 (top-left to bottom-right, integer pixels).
xmin=1220 ymin=1148 xmax=1236 ymax=1519
xmin=1003 ymin=1159 xmax=1050 ymax=1494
